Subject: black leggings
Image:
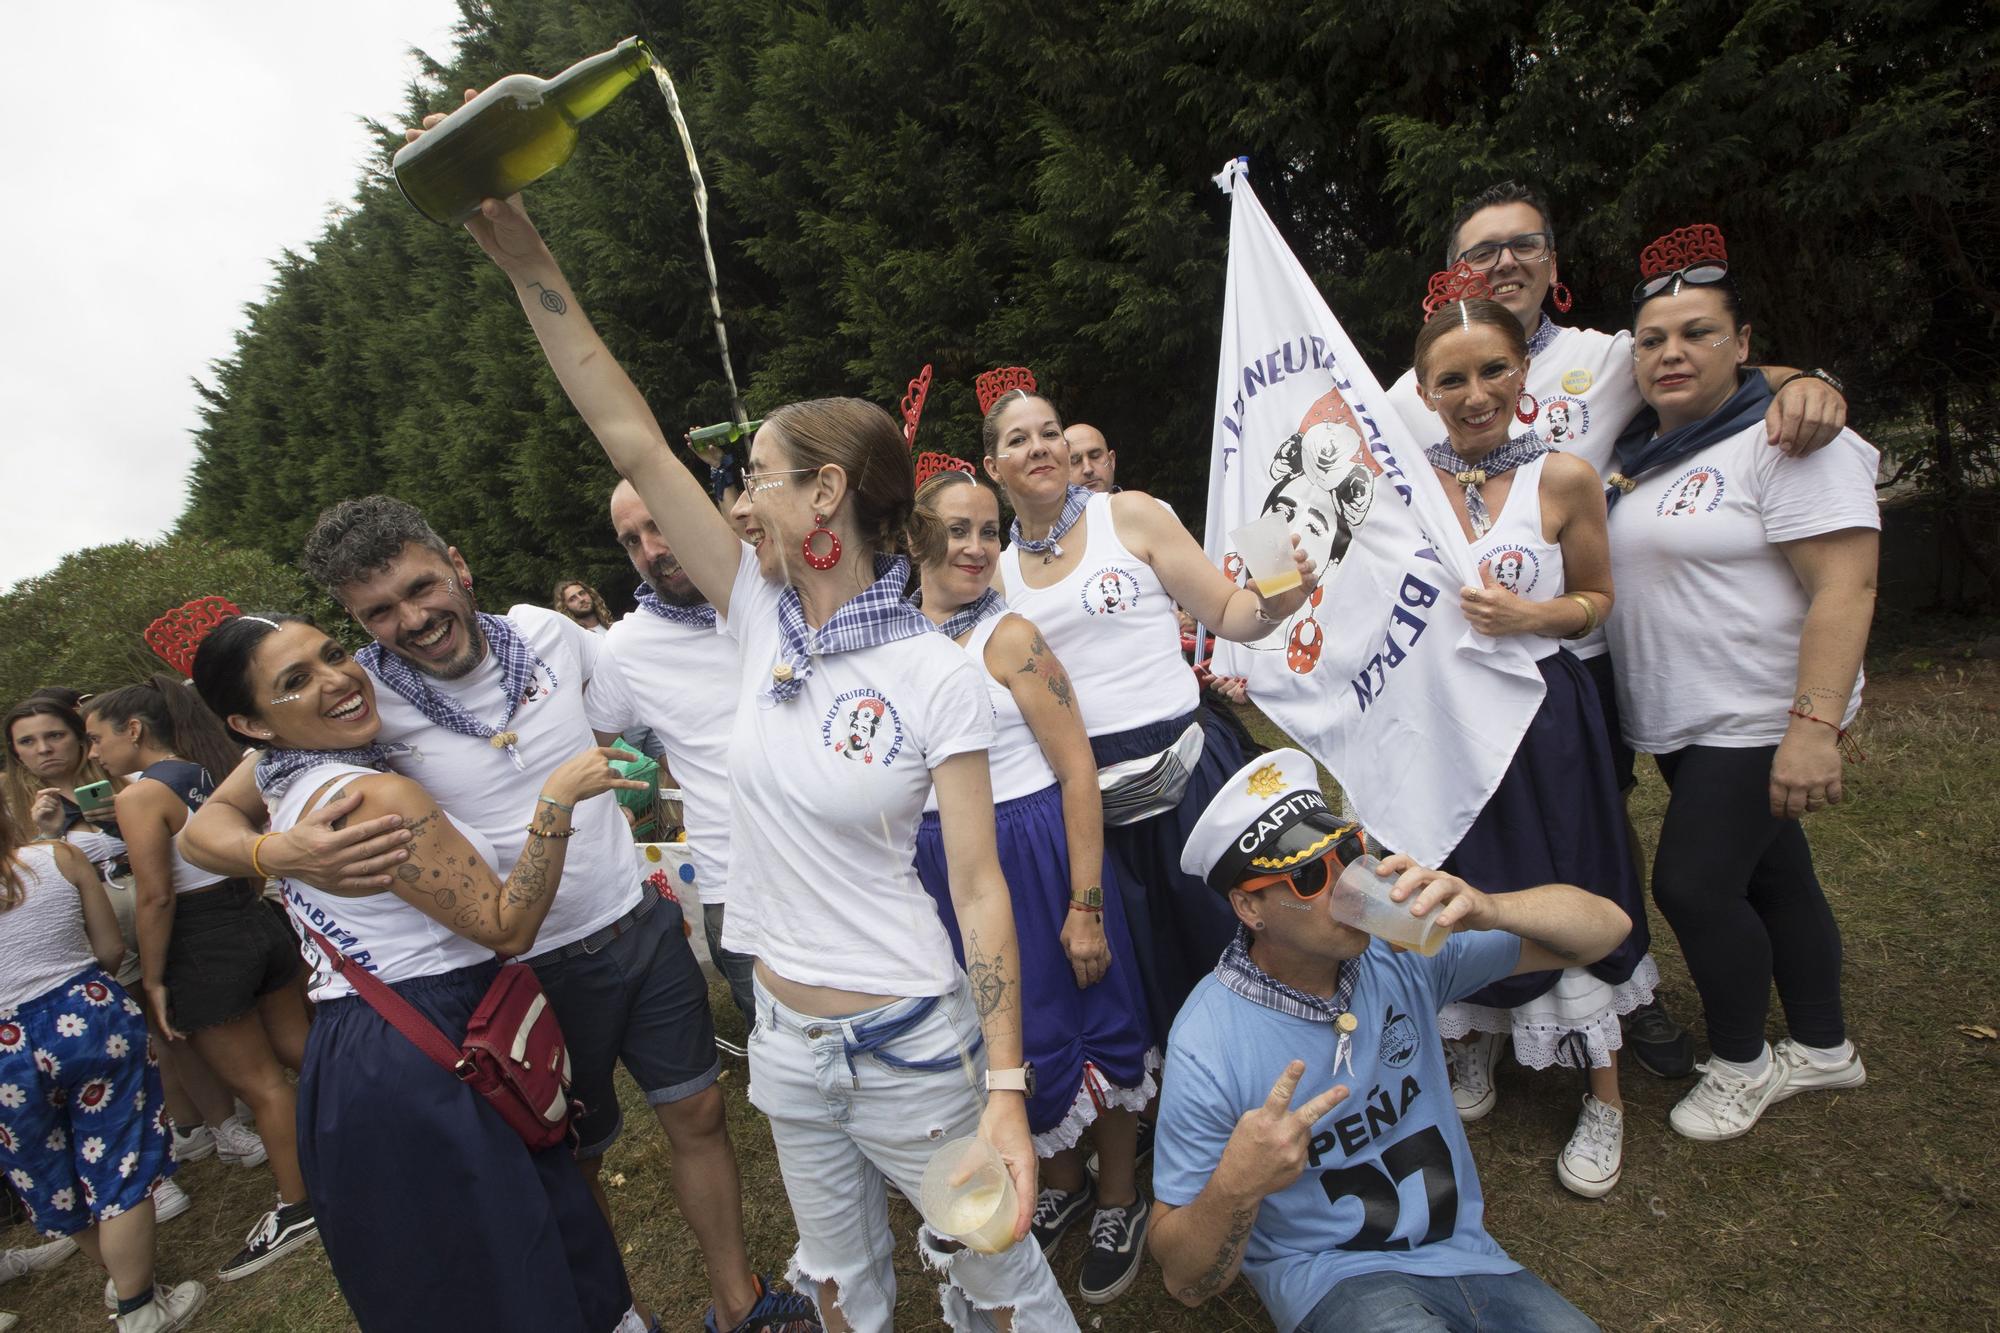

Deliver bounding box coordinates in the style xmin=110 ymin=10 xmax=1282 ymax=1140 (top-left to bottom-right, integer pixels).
xmin=1652 ymin=745 xmax=1847 ymax=1063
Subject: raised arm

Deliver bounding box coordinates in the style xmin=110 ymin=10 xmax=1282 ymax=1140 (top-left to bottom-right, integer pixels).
xmin=1110 ymin=491 xmax=1314 ymax=643
xmin=931 ymin=748 xmax=1035 ymax=1242
xmin=987 ymin=615 xmax=1111 ymax=989
xmin=323 ymin=748 xmax=642 ymax=956
xmin=1375 ymin=855 xmax=1632 ymax=976
xmin=1771 ymin=527 xmax=1878 ymax=818
xmin=181 ymin=751 xmax=413 ymax=894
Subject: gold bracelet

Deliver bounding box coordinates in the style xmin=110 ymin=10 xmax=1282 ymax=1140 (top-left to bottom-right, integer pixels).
xmin=1560 ymin=592 xmax=1599 ymax=639
xmin=250 ymin=832 xmax=276 ymax=880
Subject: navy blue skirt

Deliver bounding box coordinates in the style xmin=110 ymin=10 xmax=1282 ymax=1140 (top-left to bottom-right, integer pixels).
xmin=1443 ymin=650 xmax=1649 ymax=1008
xmin=1089 ymin=707 xmax=1246 ymax=1045
xmin=297 ymin=960 xmax=631 ymax=1332
xmin=917 ymin=783 xmax=1156 ymax=1148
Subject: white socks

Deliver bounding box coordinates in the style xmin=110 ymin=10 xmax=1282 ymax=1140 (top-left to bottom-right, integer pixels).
xmin=1710 ymin=1044 xmax=1772 ymax=1080
xmin=1791 ymin=1039 xmax=1855 ymax=1066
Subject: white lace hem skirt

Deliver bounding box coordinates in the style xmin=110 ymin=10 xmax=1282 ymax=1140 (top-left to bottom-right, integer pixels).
xmin=1030 ymin=1045 xmax=1162 ymax=1158
xmin=1438 ymin=953 xmax=1660 ymax=1070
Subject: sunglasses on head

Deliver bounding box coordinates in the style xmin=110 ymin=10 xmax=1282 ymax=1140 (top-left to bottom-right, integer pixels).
xmin=1236 ymin=823 xmax=1367 ymax=901
xmin=1632 ymin=261 xmax=1730 ymax=305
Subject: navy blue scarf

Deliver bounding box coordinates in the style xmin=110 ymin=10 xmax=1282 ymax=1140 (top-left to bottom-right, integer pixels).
xmin=1607 ymin=373 xmax=1773 ymax=509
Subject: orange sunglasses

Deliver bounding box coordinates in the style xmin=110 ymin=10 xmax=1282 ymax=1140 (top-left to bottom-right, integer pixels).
xmin=1236 ymin=824 xmax=1366 ymax=902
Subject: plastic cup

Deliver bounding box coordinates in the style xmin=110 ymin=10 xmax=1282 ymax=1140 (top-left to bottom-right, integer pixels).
xmin=918 ymin=1136 xmax=1019 ymax=1255
xmin=1229 ymin=511 xmax=1302 ymax=597
xmin=1327 ymin=854 xmax=1450 ymax=956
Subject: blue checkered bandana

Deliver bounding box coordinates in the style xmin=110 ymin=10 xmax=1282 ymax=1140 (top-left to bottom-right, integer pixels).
xmin=357 ymin=612 xmax=553 ymax=769
xmin=767 ymin=555 xmax=933 ymax=705
xmin=1215 ymin=925 xmax=1357 ymax=1025
xmin=1526 ymin=313 xmax=1559 ymax=357
xmin=1008 ymin=485 xmax=1091 ymax=560
xmin=636 ymin=584 xmax=718 ymax=630
xmin=1424 ymin=432 xmax=1548 ymax=541
xmin=254 ymin=745 xmax=394 ymax=799
xmin=930 ymin=588 xmax=1005 ymax=641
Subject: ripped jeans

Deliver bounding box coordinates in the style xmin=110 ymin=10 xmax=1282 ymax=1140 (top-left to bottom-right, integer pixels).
xmin=748 ymin=974 xmax=1077 ymax=1332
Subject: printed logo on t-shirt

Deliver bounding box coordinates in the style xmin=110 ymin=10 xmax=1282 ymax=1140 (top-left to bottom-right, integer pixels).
xmin=1657 ymin=466 xmax=1726 ymax=518
xmin=1082 ymin=567 xmax=1141 ymax=616
xmin=518 ymin=662 xmax=557 ymax=708
xmin=1541 ymin=396 xmax=1591 ymax=450
xmin=1482 ymin=546 xmax=1540 ymax=596
xmin=1379 ymin=1003 xmax=1420 ymax=1069
xmin=1561 ymin=368 xmax=1594 ymax=394
xmin=821 ymin=689 xmax=906 ymax=768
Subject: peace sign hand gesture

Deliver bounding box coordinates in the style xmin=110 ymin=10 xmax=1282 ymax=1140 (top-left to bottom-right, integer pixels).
xmin=1215 ymin=1060 xmax=1350 ymax=1201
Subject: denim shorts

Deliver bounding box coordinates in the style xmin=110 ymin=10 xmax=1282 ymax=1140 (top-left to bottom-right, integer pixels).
xmin=163 ymin=881 xmax=301 ymax=1032
xmin=528 ymin=892 xmax=719 ymax=1157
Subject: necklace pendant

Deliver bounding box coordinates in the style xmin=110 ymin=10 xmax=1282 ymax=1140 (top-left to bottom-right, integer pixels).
xmin=1041 ymin=540 xmax=1063 ymax=565
xmin=772 ymin=663 xmax=795 ymax=684
xmin=1336 ymin=1011 xmax=1358 ymax=1033
xmin=489 ymin=730 xmax=519 ymax=750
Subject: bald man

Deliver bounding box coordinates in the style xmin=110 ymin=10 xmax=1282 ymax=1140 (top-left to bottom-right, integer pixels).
xmin=1066 ymin=422 xmax=1117 ymax=493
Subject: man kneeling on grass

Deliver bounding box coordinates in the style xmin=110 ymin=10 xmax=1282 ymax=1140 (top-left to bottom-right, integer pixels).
xmin=1149 ymin=749 xmax=1629 ymax=1333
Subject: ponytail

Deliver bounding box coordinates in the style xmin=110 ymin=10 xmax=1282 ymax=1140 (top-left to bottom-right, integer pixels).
xmin=85 ymin=674 xmax=246 ymax=786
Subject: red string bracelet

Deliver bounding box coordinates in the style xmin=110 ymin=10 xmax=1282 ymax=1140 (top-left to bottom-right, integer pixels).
xmin=1788 ymin=708 xmax=1866 ymax=762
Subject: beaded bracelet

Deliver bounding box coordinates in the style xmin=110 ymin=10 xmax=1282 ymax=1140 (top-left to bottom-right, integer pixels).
xmin=1787 ymin=708 xmax=1866 ymax=762
xmin=527 ymin=823 xmax=579 ymax=840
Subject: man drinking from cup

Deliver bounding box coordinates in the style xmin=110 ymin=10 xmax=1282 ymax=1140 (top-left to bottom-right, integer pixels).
xmin=1147 ymin=748 xmax=1629 ymax=1332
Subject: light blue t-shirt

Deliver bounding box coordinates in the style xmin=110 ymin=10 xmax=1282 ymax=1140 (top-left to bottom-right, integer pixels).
xmin=1154 ymin=931 xmax=1524 ymax=1333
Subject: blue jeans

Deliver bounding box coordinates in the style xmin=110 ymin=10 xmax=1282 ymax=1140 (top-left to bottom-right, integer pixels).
xmin=703 ymin=902 xmax=758 ymax=1035
xmin=1297 ymin=1270 xmax=1601 ymax=1333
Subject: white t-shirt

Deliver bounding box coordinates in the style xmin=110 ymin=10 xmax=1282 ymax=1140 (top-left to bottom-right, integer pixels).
xmin=1393 ymin=320 xmax=1640 ymax=657
xmin=602 ymin=603 xmax=741 ymax=905
xmin=370 ymin=605 xmax=642 ymax=956
xmin=269 ymin=762 xmax=495 ymax=1002
xmin=718 ymin=547 xmax=995 ymax=995
xmin=1605 ymin=424 xmax=1880 ymax=752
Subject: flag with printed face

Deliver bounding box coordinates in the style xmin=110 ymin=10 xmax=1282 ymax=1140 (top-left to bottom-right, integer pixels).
xmin=1202 ymin=160 xmax=1546 ymax=864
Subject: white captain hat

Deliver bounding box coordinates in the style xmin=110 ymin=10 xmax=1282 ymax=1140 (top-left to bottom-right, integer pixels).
xmin=1181 ymin=747 xmax=1365 ymax=893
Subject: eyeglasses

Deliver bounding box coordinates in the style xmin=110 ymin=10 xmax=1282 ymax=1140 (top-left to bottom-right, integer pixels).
xmin=1454 ymin=232 xmax=1552 ymax=271
xmin=741 ymin=466 xmax=820 ymax=493
xmin=1236 ymin=824 xmax=1367 ymax=901
xmin=1632 ymin=261 xmax=1730 ymax=304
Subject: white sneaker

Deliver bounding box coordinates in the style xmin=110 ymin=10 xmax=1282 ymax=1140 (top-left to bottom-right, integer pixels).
xmin=1669 ymin=1050 xmax=1791 ymax=1141
xmin=0 ymin=1235 xmax=79 ymax=1283
xmin=214 ymin=1115 xmax=268 ymax=1169
xmin=1555 ymin=1095 xmax=1623 ymax=1198
xmin=112 ymin=1279 xmax=208 ymax=1332
xmin=1771 ymin=1039 xmax=1866 ymax=1104
xmin=1445 ymin=1031 xmax=1504 ymax=1122
xmin=0 ymin=1309 xmax=18 ymax=1331
xmin=170 ymin=1124 xmax=216 ymax=1164
xmin=152 ymin=1177 xmax=192 ymax=1224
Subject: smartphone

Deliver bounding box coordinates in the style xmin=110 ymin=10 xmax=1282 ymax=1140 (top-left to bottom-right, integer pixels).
xmin=73 ymin=780 xmax=116 ymax=814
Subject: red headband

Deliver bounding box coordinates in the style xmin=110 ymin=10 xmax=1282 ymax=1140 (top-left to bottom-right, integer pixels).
xmin=1638 ymin=224 xmax=1727 ymax=279
xmin=145 ymin=596 xmax=243 ymax=676
xmin=900 ymin=363 xmax=933 ymax=448
xmin=975 ymin=366 xmax=1038 ymax=415
xmin=1421 ymin=264 xmax=1494 ymax=321
xmin=915 ymin=452 xmax=977 ymax=486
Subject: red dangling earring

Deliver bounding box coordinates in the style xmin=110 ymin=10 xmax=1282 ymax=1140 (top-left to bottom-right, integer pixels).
xmin=1516 ymin=390 xmax=1540 ymax=425
xmin=1551 ymin=282 xmax=1573 ymax=314
xmin=802 ymin=514 xmax=842 ymax=571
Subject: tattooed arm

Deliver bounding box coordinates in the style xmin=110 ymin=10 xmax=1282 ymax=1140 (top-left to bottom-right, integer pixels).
xmin=317 ymin=749 xmax=643 ymax=955
xmin=984 ymin=613 xmax=1112 ymax=989
xmin=932 ymin=748 xmax=1036 ymax=1242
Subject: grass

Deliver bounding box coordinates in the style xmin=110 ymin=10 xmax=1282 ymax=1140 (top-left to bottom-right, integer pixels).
xmin=6 ymin=652 xmax=1998 ymax=1331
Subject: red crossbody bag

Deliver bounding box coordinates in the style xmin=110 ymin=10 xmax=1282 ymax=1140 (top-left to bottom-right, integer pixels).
xmin=305 ymin=927 xmax=577 ymax=1151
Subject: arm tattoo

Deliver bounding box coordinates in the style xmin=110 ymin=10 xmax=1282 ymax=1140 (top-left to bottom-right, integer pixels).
xmin=505 ymin=834 xmax=553 ymax=909
xmin=964 ymin=928 xmax=1013 ymax=1020
xmin=1177 ymin=1205 xmax=1256 ymax=1303
xmin=1015 ymin=632 xmax=1075 ymax=708
xmin=526 ymin=281 xmax=567 ymax=315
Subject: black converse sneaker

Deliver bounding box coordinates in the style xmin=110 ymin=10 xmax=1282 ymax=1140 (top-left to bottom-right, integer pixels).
xmin=218 ymin=1198 xmax=319 ymax=1281
xmin=1077 ymin=1195 xmax=1149 ymax=1305
xmin=1029 ymin=1185 xmax=1092 ymax=1253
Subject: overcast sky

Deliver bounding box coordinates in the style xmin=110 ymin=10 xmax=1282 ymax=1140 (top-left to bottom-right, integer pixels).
xmin=0 ymin=0 xmax=465 ymax=591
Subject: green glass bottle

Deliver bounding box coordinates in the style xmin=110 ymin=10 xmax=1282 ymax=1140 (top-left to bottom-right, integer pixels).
xmin=392 ymin=36 xmax=654 ymax=225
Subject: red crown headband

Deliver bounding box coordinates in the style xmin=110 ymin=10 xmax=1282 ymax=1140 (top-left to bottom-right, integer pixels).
xmin=145 ymin=596 xmax=243 ymax=676
xmin=1421 ymin=264 xmax=1495 ymax=321
xmin=975 ymin=366 xmax=1038 ymax=415
xmin=900 ymin=363 xmax=933 ymax=448
xmin=915 ymin=452 xmax=978 ymax=486
xmin=1638 ymin=224 xmax=1728 ymax=280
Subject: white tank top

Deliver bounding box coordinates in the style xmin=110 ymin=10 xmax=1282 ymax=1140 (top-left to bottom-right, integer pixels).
xmin=925 ymin=613 xmax=1060 ymax=813
xmin=998 ymin=492 xmax=1198 ymax=737
xmin=1467 ymin=454 xmax=1567 ymax=662
xmin=0 ymin=845 xmax=98 ymax=1010
xmin=269 ymin=763 xmax=495 ymax=1002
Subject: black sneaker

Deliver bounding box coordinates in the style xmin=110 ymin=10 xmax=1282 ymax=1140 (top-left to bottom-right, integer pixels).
xmin=1625 ymin=1001 xmax=1697 ymax=1079
xmin=1078 ymin=1195 xmax=1148 ymax=1305
xmin=218 ymin=1199 xmax=319 ymax=1281
xmin=1029 ymin=1185 xmax=1092 ymax=1253
xmin=1084 ymin=1118 xmax=1155 ymax=1185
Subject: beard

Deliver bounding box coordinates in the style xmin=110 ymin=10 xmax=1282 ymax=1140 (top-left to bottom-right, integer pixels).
xmin=644 ymin=560 xmax=707 ymax=609
xmin=397 ymin=583 xmax=487 ymax=680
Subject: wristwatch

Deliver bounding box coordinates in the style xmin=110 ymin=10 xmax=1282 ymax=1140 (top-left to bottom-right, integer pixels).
xmin=985 ymin=1063 xmax=1036 ymax=1096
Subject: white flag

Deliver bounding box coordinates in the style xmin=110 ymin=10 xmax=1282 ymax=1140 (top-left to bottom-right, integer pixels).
xmin=1203 ymin=159 xmax=1546 ymax=863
